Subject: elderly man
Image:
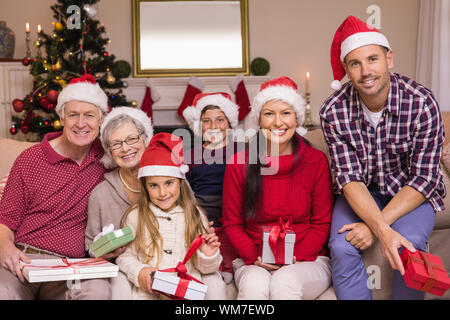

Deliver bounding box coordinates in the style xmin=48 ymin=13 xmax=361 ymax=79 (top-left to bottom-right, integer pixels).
xmin=320 ymin=16 xmax=445 ymax=300
xmin=0 ymin=74 xmax=111 ymax=300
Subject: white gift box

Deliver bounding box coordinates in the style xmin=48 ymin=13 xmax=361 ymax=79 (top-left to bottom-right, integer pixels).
xmin=151 ymin=271 xmax=208 ymax=300
xmin=20 ymin=258 xmax=119 ymax=283
xmin=261 ymin=227 xmax=296 ymax=265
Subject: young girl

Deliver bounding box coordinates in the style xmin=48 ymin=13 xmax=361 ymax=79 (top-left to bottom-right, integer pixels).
xmin=116 ymin=132 xmax=226 ymax=300
xmin=182 ymin=92 xmax=242 ymax=284
xmin=222 ymin=77 xmax=334 ymax=300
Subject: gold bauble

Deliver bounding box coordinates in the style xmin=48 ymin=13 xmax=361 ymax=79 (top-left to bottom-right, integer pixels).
xmin=106 ymin=74 xmax=116 ymax=85
xmin=53 ymin=120 xmax=62 ymax=130
xmin=55 ymin=22 xmax=64 ymax=32
xmin=35 ymin=40 xmax=42 ymax=48
xmin=131 ymin=100 xmax=138 ymax=107
xmin=55 ymin=79 xmax=67 ymax=88
xmin=53 ymin=60 xmax=62 ymax=71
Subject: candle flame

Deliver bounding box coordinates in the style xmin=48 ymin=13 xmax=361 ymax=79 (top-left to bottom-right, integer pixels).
xmin=37 ymin=25 xmax=41 ymax=33
xmin=306 ymin=72 xmax=310 ymax=79
xmin=26 ymin=22 xmax=30 ymax=32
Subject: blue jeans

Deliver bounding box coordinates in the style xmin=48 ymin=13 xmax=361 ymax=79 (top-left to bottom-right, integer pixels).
xmin=329 ymin=190 xmax=436 ymax=300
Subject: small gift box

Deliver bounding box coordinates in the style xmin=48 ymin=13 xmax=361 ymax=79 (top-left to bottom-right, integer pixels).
xmin=90 ymin=226 xmax=134 ymax=258
xmin=20 ymin=258 xmax=119 ymax=283
xmin=261 ymin=218 xmax=296 ymax=265
xmin=400 ymin=248 xmax=450 ymax=296
xmin=152 ymin=271 xmax=208 ymax=300
xmin=151 ymin=235 xmax=208 ymax=300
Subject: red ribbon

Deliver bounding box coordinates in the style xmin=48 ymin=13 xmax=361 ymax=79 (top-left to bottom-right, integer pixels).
xmin=267 ymin=218 xmax=293 ymax=265
xmin=156 ymin=235 xmax=205 ymax=300
xmin=405 ymin=250 xmax=446 ymax=292
xmin=21 ymin=257 xmax=110 ymax=273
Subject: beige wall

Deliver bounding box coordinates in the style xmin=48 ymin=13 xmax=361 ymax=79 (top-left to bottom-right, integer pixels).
xmin=0 ymin=0 xmax=420 ymax=123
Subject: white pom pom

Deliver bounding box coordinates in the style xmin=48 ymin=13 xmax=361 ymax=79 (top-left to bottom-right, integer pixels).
xmin=331 ymin=80 xmax=342 ymax=91
xmin=179 ymin=164 xmax=189 ymax=175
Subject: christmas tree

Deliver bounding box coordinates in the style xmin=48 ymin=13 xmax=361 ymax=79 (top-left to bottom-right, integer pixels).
xmin=10 ymin=0 xmax=132 ymax=141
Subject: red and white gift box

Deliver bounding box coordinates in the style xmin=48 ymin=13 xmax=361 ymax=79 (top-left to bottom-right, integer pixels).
xmin=400 ymin=248 xmax=450 ymax=296
xmin=151 ymin=235 xmax=208 ymax=300
xmin=152 ymin=271 xmax=208 ymax=300
xmin=20 ymin=258 xmax=119 ymax=283
xmin=261 ymin=218 xmax=296 ymax=265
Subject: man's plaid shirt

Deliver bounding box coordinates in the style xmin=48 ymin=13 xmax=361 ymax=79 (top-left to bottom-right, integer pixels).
xmin=320 ymin=73 xmax=446 ymax=213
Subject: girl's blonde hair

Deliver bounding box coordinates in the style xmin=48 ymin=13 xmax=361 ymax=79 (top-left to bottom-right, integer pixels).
xmin=121 ymin=177 xmax=207 ymax=267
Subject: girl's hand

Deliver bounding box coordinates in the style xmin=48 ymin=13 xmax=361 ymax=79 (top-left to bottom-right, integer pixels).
xmin=200 ymin=233 xmax=220 ymax=257
xmin=254 ymin=256 xmax=282 ymax=274
xmin=138 ymin=266 xmax=158 ymax=294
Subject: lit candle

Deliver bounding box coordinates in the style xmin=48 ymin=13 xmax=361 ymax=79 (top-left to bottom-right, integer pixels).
xmin=306 ymin=72 xmax=310 ymax=94
xmin=26 ymin=22 xmax=30 ymax=33
xmin=37 ymin=25 xmax=41 ymax=34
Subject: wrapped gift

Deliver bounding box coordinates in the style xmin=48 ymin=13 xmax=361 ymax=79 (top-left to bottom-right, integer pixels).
xmin=400 ymin=248 xmax=450 ymax=296
xmin=90 ymin=226 xmax=135 ymax=258
xmin=261 ymin=218 xmax=296 ymax=265
xmin=20 ymin=258 xmax=119 ymax=283
xmin=151 ymin=235 xmax=208 ymax=300
xmin=152 ymin=271 xmax=208 ymax=300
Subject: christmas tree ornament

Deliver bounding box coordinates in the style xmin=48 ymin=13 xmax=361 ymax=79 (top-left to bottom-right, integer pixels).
xmin=47 ymin=90 xmax=59 ymax=104
xmin=83 ymin=4 xmax=99 ymax=18
xmin=39 ymin=97 xmax=49 ymax=109
xmin=35 ymin=40 xmax=42 ymax=48
xmin=106 ymin=74 xmax=116 ymax=85
xmin=12 ymin=99 xmax=25 ymax=112
xmin=9 ymin=124 xmax=18 ymax=135
xmin=53 ymin=119 xmax=62 ymax=130
xmin=131 ymin=100 xmax=138 ymax=107
xmin=55 ymin=22 xmax=64 ymax=32
xmin=22 ymin=57 xmax=31 ymax=66
xmin=53 ymin=60 xmax=62 ymax=71
xmin=21 ymin=124 xmax=29 ymax=134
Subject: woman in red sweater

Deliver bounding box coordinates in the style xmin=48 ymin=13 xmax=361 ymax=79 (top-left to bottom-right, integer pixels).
xmin=222 ymin=77 xmax=334 ymax=300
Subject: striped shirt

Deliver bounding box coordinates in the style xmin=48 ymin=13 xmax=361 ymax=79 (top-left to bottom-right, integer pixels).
xmin=320 ymin=73 xmax=446 ymax=213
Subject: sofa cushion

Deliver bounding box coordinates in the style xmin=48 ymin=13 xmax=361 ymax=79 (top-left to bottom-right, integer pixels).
xmin=0 ymin=139 xmax=37 ymax=178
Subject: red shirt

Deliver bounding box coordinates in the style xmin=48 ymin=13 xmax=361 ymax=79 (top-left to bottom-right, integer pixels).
xmin=222 ymin=137 xmax=334 ymax=265
xmin=0 ymin=132 xmax=105 ymax=258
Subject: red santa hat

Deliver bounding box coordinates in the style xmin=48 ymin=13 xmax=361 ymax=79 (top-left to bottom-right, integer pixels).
xmin=182 ymin=92 xmax=239 ymax=137
xmin=56 ymin=74 xmax=108 ymax=114
xmin=251 ymin=76 xmax=307 ymax=136
xmin=138 ymin=132 xmax=188 ymax=179
xmin=330 ymin=15 xmax=391 ymax=90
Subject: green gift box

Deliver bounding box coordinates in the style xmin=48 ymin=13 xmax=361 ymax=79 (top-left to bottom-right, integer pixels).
xmin=90 ymin=226 xmax=134 ymax=258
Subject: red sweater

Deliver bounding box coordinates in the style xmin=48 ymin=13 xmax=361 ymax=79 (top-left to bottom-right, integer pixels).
xmin=222 ymin=138 xmax=333 ymax=265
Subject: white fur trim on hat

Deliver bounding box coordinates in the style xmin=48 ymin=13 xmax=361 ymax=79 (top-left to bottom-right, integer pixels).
xmin=251 ymin=85 xmax=307 ymax=136
xmin=340 ymin=31 xmax=390 ymax=61
xmin=183 ymin=94 xmax=239 ymax=137
xmin=100 ymin=106 xmax=154 ymax=169
xmin=138 ymin=165 xmax=186 ymax=179
xmin=56 ymin=81 xmax=108 ymax=114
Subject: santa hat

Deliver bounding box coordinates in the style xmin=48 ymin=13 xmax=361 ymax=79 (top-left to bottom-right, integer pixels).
xmin=100 ymin=106 xmax=154 ymax=168
xmin=56 ymin=74 xmax=108 ymax=114
xmin=182 ymin=92 xmax=239 ymax=137
xmin=330 ymin=15 xmax=391 ymax=90
xmin=138 ymin=132 xmax=188 ymax=179
xmin=251 ymin=76 xmax=307 ymax=136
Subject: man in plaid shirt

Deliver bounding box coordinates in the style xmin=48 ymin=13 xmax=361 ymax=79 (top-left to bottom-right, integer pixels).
xmin=320 ymin=16 xmax=446 ymax=300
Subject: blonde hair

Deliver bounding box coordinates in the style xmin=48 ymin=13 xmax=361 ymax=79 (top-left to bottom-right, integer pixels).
xmin=121 ymin=178 xmax=206 ymax=267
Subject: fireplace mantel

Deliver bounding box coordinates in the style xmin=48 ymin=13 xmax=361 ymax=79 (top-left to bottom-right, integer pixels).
xmin=123 ymin=76 xmax=270 ymax=127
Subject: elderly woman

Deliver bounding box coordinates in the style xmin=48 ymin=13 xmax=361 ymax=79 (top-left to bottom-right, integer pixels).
xmin=222 ymin=77 xmax=334 ymax=300
xmin=85 ymin=106 xmax=153 ymax=299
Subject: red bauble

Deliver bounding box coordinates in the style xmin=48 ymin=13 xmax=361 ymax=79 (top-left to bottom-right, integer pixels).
xmin=12 ymin=99 xmax=24 ymax=112
xmin=21 ymin=125 xmax=29 ymax=134
xmin=46 ymin=103 xmax=55 ymax=111
xmin=39 ymin=97 xmax=49 ymax=109
xmin=9 ymin=125 xmax=18 ymax=135
xmin=22 ymin=57 xmax=31 ymax=66
xmin=47 ymin=90 xmax=59 ymax=104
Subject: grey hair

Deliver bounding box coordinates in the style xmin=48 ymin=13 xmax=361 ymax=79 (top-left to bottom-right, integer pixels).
xmin=59 ymin=103 xmax=104 ymax=120
xmin=99 ymin=115 xmax=149 ymax=169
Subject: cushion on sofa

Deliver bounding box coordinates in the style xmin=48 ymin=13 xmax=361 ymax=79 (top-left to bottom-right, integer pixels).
xmin=0 ymin=139 xmax=37 ymax=178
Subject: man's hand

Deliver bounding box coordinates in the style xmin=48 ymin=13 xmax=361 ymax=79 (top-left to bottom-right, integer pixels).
xmin=377 ymin=225 xmax=415 ymax=275
xmin=339 ymin=222 xmax=375 ymax=251
xmin=0 ymin=242 xmax=31 ymax=283
xmin=101 ymin=246 xmax=127 ymax=261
